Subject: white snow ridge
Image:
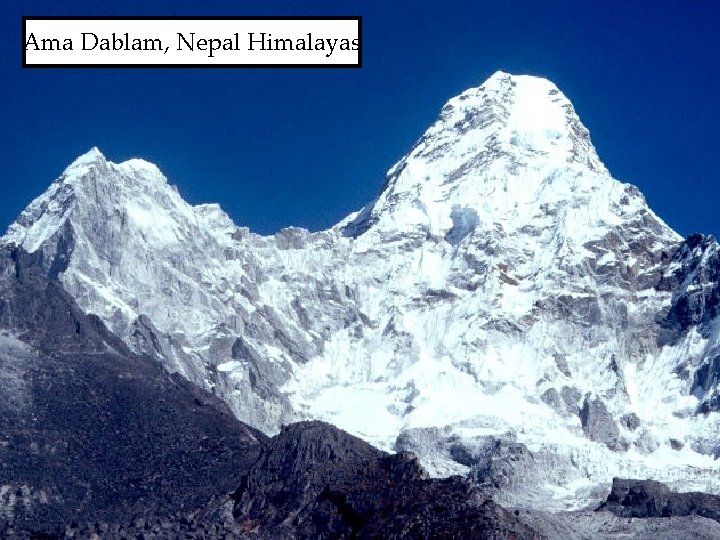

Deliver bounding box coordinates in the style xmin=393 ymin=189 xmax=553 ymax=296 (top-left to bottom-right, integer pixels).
xmin=6 ymin=70 xmax=720 ymax=510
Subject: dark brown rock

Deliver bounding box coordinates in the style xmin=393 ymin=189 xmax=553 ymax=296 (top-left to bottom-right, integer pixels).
xmin=598 ymin=478 xmax=720 ymax=523
xmin=231 ymin=421 xmax=543 ymax=539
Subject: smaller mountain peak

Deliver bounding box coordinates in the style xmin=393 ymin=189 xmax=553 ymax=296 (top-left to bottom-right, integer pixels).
xmin=60 ymin=149 xmax=164 ymax=186
xmin=54 ymin=148 xmax=111 ymax=191
xmin=83 ymin=146 xmax=104 ymax=159
xmin=60 ymin=149 xmax=170 ymax=192
xmin=1 ymin=149 xmax=183 ymax=255
xmin=63 ymin=147 xmax=107 ymax=176
xmin=0 ymin=150 xmax=110 ymax=251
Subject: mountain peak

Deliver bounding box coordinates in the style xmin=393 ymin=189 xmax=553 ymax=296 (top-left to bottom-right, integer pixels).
xmin=343 ymin=71 xmax=612 ymax=238
xmin=482 ymin=69 xmax=549 ymax=89
xmin=1 ymin=149 xmax=197 ymax=258
xmin=62 ymin=146 xmax=107 ymax=178
xmin=75 ymin=145 xmax=104 ymax=162
xmin=419 ymin=70 xmax=604 ymax=173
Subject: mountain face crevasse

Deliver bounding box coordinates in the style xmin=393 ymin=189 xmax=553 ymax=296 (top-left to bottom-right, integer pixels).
xmin=4 ymin=70 xmax=720 ymax=510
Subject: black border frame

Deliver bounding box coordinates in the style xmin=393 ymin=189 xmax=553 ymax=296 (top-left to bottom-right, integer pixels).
xmin=22 ymin=15 xmax=362 ymax=68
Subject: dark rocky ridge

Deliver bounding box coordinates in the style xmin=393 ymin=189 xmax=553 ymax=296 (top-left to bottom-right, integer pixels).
xmin=658 ymin=233 xmax=720 ymax=343
xmin=0 ymin=245 xmax=267 ymax=536
xmin=598 ymin=477 xmax=720 ymax=523
xmin=656 ymin=234 xmax=720 ymax=414
xmin=229 ymin=421 xmax=543 ymax=539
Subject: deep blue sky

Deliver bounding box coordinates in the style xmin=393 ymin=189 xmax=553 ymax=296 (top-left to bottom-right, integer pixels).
xmin=2 ymin=1 xmax=719 ymax=237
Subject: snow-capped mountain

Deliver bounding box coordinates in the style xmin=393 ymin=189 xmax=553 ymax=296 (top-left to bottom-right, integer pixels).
xmin=6 ymin=71 xmax=720 ymax=510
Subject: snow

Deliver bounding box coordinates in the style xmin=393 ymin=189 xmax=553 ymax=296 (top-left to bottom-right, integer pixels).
xmin=125 ymin=200 xmax=182 ymax=243
xmin=3 ymin=71 xmax=719 ymax=510
xmin=217 ymin=360 xmax=243 ymax=372
xmin=304 ymin=384 xmax=402 ymax=449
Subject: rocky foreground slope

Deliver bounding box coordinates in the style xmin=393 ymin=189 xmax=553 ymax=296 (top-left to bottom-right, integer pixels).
xmin=0 ymin=244 xmax=266 ymax=535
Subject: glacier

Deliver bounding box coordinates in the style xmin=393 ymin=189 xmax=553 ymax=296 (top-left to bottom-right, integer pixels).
xmin=5 ymin=71 xmax=720 ymax=510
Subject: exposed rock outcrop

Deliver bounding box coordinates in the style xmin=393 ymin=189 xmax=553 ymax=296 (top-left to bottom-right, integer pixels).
xmin=231 ymin=421 xmax=543 ymax=539
xmin=598 ymin=477 xmax=720 ymax=523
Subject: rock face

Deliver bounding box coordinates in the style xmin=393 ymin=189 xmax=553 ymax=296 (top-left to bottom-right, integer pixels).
xmin=579 ymin=395 xmax=623 ymax=450
xmin=659 ymin=234 xmax=720 ymax=340
xmin=6 ymin=71 xmax=720 ymax=508
xmin=0 ymin=245 xmax=266 ymax=536
xmin=230 ymin=421 xmax=543 ymax=539
xmin=598 ymin=478 xmax=720 ymax=523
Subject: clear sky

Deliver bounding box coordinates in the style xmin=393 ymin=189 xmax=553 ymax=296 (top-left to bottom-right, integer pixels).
xmin=2 ymin=1 xmax=719 ymax=237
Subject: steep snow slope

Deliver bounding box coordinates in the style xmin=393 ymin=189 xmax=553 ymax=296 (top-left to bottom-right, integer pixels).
xmin=5 ymin=71 xmax=720 ymax=509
